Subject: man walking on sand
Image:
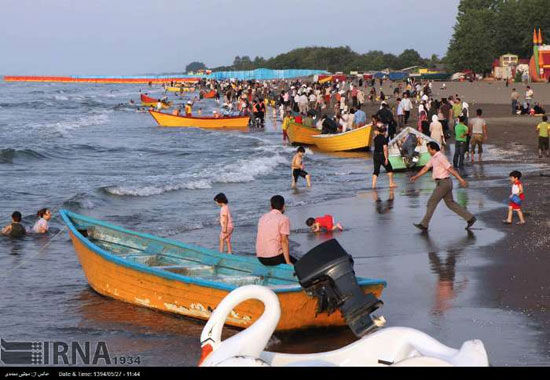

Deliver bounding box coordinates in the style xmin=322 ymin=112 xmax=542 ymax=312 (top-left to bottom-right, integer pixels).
xmin=511 ymin=88 xmax=520 ymax=115
xmin=411 ymin=141 xmax=477 ymax=232
xmin=468 ymin=108 xmax=488 ymax=163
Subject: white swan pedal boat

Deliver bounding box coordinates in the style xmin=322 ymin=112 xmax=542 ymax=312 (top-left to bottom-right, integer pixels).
xmin=198 ymin=285 xmax=489 ymax=367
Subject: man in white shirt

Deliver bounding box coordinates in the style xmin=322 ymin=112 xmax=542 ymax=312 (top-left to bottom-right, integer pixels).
xmin=298 ymin=93 xmax=309 ymax=114
xmin=396 ymin=98 xmax=404 ymax=129
xmin=525 ymin=86 xmax=534 ymax=102
xmin=401 ymin=93 xmax=413 ymax=125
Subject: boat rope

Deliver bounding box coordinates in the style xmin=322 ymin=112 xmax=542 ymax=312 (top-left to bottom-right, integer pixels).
xmin=0 ymin=225 xmax=68 ymax=283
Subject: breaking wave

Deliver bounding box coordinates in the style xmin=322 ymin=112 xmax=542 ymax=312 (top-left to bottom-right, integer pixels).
xmin=0 ymin=148 xmax=48 ymax=164
xmin=101 ymin=153 xmax=288 ymax=197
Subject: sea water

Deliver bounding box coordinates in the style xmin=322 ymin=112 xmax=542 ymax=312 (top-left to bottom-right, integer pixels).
xmin=0 ymin=82 xmax=547 ymax=365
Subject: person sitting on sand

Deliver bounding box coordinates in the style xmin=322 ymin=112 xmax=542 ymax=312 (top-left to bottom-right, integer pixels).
xmin=503 ymin=171 xmax=525 ymax=225
xmin=256 ymin=195 xmax=297 ymax=266
xmin=532 ymin=103 xmax=545 ymax=116
xmin=305 ymin=215 xmax=343 ymax=233
xmin=32 ymin=208 xmax=51 ymax=234
xmin=2 ymin=211 xmax=27 ymax=238
xmin=291 ymin=146 xmax=311 ymax=188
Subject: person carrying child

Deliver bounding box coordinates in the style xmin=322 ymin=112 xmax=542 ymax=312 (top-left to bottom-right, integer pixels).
xmin=503 ymin=171 xmax=525 ymax=225
xmin=305 ymin=214 xmax=343 ymax=233
xmin=214 ymin=193 xmax=234 ymax=254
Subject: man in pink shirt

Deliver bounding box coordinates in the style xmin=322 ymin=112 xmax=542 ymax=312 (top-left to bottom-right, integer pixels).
xmin=410 ymin=142 xmax=476 ymax=231
xmin=256 ymin=195 xmax=297 ymax=266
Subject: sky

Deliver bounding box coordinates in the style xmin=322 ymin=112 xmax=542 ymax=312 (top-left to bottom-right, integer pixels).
xmin=1 ymin=0 xmax=460 ymax=76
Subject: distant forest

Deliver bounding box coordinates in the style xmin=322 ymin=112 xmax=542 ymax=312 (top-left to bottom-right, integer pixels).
xmin=206 ymin=46 xmax=441 ymax=73
xmin=187 ymin=0 xmax=550 ymax=75
xmin=446 ymin=0 xmax=550 ymax=73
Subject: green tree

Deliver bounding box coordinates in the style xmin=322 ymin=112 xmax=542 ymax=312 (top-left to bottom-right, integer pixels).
xmin=446 ymin=2 xmax=498 ymax=73
xmin=185 ymin=61 xmax=206 ymax=73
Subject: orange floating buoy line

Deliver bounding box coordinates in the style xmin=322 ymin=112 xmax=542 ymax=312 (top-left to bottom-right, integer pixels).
xmin=3 ymin=75 xmax=202 ymax=84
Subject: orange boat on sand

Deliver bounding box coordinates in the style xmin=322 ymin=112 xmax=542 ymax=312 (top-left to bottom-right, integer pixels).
xmin=59 ymin=210 xmax=387 ymax=331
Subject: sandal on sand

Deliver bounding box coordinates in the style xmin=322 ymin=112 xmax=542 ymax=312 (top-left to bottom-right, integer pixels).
xmin=517 ymin=221 xmax=526 ymax=225
xmin=502 ymin=220 xmax=512 ymax=224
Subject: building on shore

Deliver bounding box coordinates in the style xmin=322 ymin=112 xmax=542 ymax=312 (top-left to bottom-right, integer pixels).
xmin=530 ymin=28 xmax=550 ymax=82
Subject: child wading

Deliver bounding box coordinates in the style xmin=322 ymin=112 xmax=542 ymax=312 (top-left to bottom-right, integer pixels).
xmin=291 ymin=146 xmax=311 ymax=188
xmin=503 ymin=171 xmax=525 ymax=225
xmin=305 ymin=214 xmax=344 ymax=232
xmin=214 ymin=193 xmax=234 ymax=253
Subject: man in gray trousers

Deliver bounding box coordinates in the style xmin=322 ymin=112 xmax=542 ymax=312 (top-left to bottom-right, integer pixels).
xmin=410 ymin=141 xmax=477 ymax=231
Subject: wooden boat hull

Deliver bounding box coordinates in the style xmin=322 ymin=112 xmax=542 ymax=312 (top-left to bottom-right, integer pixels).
xmin=312 ymin=125 xmax=373 ymax=152
xmin=287 ymin=123 xmax=320 ymax=145
xmin=60 ymin=210 xmax=386 ymax=331
xmin=149 ymin=110 xmax=249 ymax=129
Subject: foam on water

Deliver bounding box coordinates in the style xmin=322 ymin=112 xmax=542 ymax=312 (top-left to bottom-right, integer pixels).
xmin=103 ymin=152 xmax=288 ymax=197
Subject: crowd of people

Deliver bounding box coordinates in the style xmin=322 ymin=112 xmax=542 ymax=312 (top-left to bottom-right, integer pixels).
xmin=7 ymin=77 xmax=543 ymax=270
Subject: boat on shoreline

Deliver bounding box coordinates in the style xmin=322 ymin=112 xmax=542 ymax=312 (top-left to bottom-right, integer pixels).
xmin=287 ymin=122 xmax=320 ymax=145
xmin=203 ymin=90 xmax=217 ymax=99
xmin=59 ymin=210 xmax=386 ymax=331
xmin=312 ymin=125 xmax=373 ymax=152
xmin=387 ymin=127 xmax=434 ymax=170
xmin=148 ymin=110 xmax=250 ymax=129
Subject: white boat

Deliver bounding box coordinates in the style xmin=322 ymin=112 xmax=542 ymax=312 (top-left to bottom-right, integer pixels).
xmin=198 ymin=285 xmax=490 ymax=367
xmin=387 ymin=127 xmax=435 ymax=170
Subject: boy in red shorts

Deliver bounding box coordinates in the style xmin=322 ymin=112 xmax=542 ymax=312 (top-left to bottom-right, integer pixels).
xmin=503 ymin=170 xmax=525 ymax=225
xmin=305 ymin=214 xmax=344 ymax=232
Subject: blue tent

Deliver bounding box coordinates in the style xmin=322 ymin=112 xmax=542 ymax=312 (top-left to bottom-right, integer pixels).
xmin=208 ymin=68 xmax=327 ymax=81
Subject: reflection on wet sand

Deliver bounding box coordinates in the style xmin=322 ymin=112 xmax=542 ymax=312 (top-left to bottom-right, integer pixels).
xmin=426 ymin=231 xmax=476 ymax=315
xmin=373 ymin=189 xmax=395 ymax=214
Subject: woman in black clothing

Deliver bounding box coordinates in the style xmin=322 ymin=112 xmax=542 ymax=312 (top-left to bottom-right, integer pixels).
xmin=371 ymin=125 xmax=397 ymax=189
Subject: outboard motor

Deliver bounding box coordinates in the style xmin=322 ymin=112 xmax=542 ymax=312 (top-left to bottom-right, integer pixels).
xmin=294 ymin=239 xmax=384 ymax=337
xmin=401 ymin=133 xmax=420 ymax=169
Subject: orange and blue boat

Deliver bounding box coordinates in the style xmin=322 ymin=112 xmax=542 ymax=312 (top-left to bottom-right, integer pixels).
xmin=60 ymin=210 xmax=386 ymax=331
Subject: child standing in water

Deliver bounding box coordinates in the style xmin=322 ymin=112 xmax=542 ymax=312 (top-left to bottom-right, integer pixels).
xmin=305 ymin=214 xmax=343 ymax=232
xmin=291 ymin=146 xmax=311 ymax=189
xmin=503 ymin=171 xmax=525 ymax=225
xmin=32 ymin=208 xmax=51 ymax=234
xmin=214 ymin=193 xmax=234 ymax=254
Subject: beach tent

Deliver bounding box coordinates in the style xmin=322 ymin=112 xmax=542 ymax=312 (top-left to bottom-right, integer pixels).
xmin=208 ymin=68 xmax=327 ymax=81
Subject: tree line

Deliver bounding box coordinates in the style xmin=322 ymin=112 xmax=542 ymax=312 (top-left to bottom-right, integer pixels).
xmin=188 ymin=46 xmax=441 ymax=74
xmin=446 ymin=0 xmax=550 ymax=73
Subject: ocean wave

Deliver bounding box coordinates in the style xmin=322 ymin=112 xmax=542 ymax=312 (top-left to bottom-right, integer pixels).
xmin=61 ymin=193 xmax=100 ymax=210
xmin=40 ymin=112 xmax=111 ymax=137
xmin=0 ymin=148 xmax=48 ymax=164
xmin=102 ymin=179 xmax=212 ymax=197
xmin=101 ymin=153 xmax=288 ymax=197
